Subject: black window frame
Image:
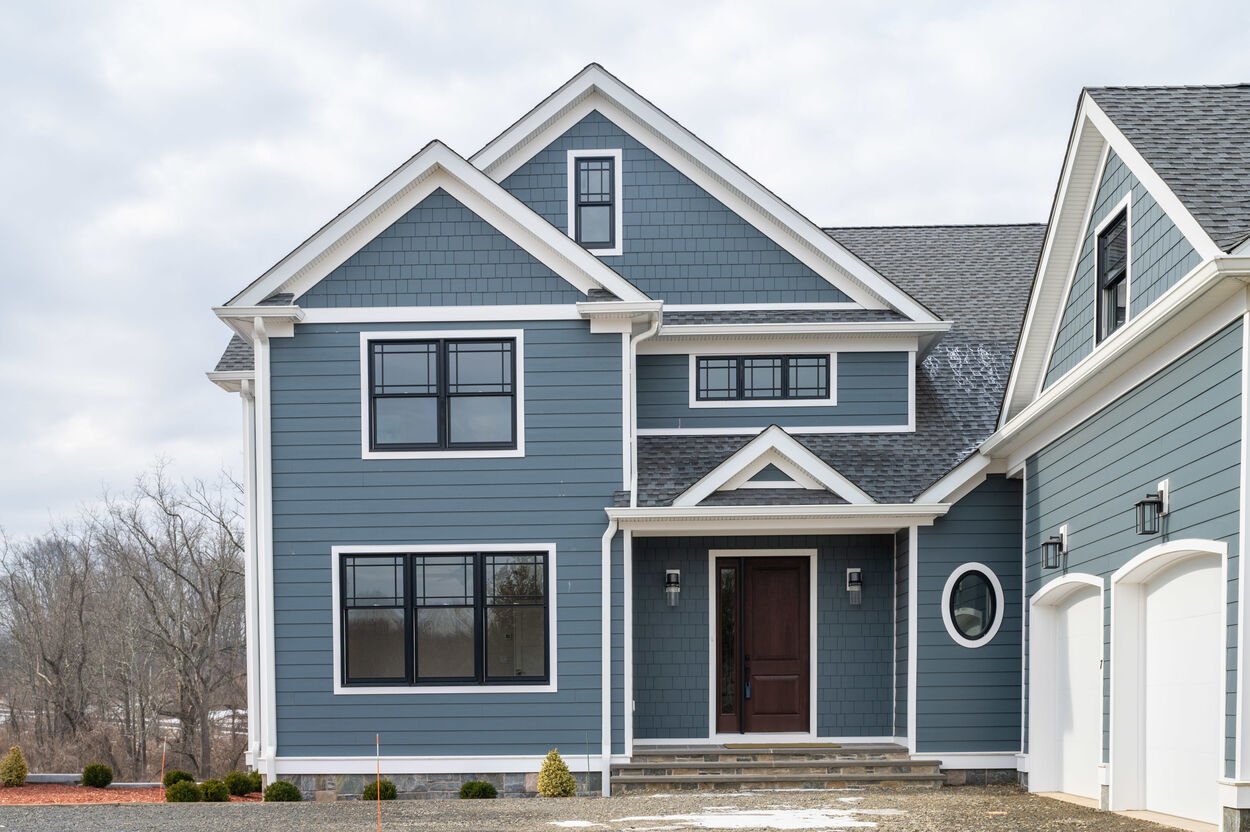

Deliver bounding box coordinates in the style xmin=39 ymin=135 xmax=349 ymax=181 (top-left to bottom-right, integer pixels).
xmin=573 ymin=155 xmax=616 ymax=250
xmin=368 ymin=337 xmax=517 ymax=452
xmin=340 ymin=551 xmax=551 ymax=688
xmin=947 ymin=568 xmax=998 ymax=644
xmin=694 ymin=354 xmax=831 ymax=402
xmin=1096 ymin=209 xmax=1129 ymax=343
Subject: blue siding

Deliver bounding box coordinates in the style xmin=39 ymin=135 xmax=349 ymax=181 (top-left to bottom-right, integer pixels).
xmin=1027 ymin=319 xmax=1242 ymax=777
xmin=501 ymin=110 xmax=851 ymax=305
xmin=636 ymin=352 xmax=910 ymax=432
xmin=1045 ymin=151 xmax=1202 ymax=385
xmin=299 ymin=188 xmax=583 ymax=308
xmin=631 ymin=535 xmax=894 ymax=739
xmin=916 ymin=476 xmax=1023 ymax=753
xmin=269 ymin=320 xmax=621 ymax=757
xmin=894 ymin=529 xmax=908 ymax=738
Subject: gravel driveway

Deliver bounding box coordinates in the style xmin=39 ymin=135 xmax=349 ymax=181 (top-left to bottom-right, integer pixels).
xmin=0 ymin=786 xmax=1173 ymax=832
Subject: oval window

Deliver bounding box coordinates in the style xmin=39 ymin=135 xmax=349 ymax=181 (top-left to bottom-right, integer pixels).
xmin=941 ymin=564 xmax=1004 ymax=648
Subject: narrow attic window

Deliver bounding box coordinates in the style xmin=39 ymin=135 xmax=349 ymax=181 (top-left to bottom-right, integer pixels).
xmin=567 ymin=149 xmax=623 ymax=255
xmin=1096 ymin=209 xmax=1129 ymax=342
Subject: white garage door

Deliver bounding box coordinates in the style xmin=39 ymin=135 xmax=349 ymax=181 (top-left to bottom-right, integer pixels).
xmin=1054 ymin=588 xmax=1102 ymax=800
xmin=1143 ymin=558 xmax=1222 ymax=823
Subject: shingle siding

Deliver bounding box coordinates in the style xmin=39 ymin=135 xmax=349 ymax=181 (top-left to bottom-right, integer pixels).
xmin=298 ymin=188 xmax=584 ymax=308
xmin=1027 ymin=319 xmax=1242 ymax=777
xmin=894 ymin=529 xmax=909 ymax=738
xmin=1045 ymin=151 xmax=1201 ymax=386
xmin=269 ymin=320 xmax=622 ymax=757
xmin=501 ymin=110 xmax=850 ymax=305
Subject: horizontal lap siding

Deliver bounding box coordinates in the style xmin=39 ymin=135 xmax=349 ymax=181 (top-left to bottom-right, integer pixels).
xmin=916 ymin=476 xmax=1023 ymax=753
xmin=1027 ymin=320 xmax=1242 ymax=777
xmin=1045 ymin=151 xmax=1201 ymax=386
xmin=894 ymin=530 xmax=908 ymax=738
xmin=501 ymin=110 xmax=849 ymax=305
xmin=269 ymin=320 xmax=622 ymax=757
xmin=636 ymin=352 xmax=909 ymax=431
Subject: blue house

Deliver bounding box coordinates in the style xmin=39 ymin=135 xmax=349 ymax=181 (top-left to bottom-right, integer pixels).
xmin=209 ymin=66 xmax=1250 ymax=826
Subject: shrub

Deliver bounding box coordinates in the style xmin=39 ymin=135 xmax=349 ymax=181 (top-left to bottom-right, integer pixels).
xmin=163 ymin=769 xmax=194 ymax=788
xmin=537 ymin=748 xmax=576 ymax=797
xmin=362 ymin=778 xmax=397 ymax=801
xmin=200 ymin=779 xmax=229 ymax=802
xmin=459 ymin=780 xmax=497 ymax=799
xmin=165 ymin=780 xmax=201 ymax=802
xmin=224 ymin=769 xmax=261 ymax=796
xmin=0 ymin=746 xmax=28 ymax=787
xmin=81 ymin=763 xmax=113 ymax=789
xmin=263 ymin=780 xmax=302 ymax=802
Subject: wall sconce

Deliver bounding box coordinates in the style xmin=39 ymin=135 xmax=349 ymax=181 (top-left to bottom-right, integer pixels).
xmin=846 ymin=568 xmax=863 ymax=606
xmin=1135 ymin=479 xmax=1169 ymax=536
xmin=665 ymin=569 xmax=681 ymax=607
xmin=1042 ymin=525 xmax=1068 ymax=570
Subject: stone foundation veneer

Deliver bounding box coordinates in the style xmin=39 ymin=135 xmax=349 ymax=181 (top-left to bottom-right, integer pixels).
xmin=284 ymin=771 xmax=602 ymax=801
xmin=941 ymin=768 xmax=1017 ymax=787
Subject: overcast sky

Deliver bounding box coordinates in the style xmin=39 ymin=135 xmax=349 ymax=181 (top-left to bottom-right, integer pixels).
xmin=1 ymin=0 xmax=1246 ymax=538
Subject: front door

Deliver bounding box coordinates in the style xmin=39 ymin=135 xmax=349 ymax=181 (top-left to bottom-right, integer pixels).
xmin=715 ymin=556 xmax=810 ymax=733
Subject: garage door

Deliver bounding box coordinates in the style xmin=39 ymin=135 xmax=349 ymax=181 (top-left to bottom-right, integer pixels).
xmin=1054 ymin=587 xmax=1101 ymax=800
xmin=1143 ymin=558 xmax=1222 ymax=823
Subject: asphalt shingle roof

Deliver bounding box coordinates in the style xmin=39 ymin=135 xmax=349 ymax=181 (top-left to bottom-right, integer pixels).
xmin=635 ymin=224 xmax=1046 ymax=506
xmin=214 ymin=335 xmax=253 ymax=373
xmin=1088 ymin=85 xmax=1250 ymax=252
xmin=663 ymin=309 xmax=907 ymax=325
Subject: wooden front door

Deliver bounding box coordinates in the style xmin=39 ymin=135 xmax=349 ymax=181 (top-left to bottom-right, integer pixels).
xmin=715 ymin=556 xmax=810 ymax=734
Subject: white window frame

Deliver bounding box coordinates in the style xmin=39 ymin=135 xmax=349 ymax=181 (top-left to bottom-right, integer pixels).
xmin=330 ymin=543 xmax=558 ymax=695
xmin=1092 ymin=192 xmax=1133 ymax=347
xmin=359 ymin=329 xmax=525 ymax=460
xmin=687 ymin=352 xmax=839 ymax=409
xmin=941 ymin=562 xmax=1005 ymax=649
xmin=567 ymin=149 xmax=623 ymax=257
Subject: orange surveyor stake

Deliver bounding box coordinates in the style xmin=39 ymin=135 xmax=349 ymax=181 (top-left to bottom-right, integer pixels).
xmin=160 ymin=739 xmax=167 ymax=800
xmin=376 ymin=733 xmax=381 ymax=832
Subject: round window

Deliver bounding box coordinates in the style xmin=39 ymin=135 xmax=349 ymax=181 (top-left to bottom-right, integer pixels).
xmin=941 ymin=564 xmax=1004 ymax=648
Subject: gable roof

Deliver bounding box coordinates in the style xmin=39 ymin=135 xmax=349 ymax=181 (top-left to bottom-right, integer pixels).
xmin=224 ymin=141 xmax=650 ymax=308
xmin=472 ymin=64 xmax=940 ymax=324
xmin=1088 ymin=84 xmax=1250 ymax=252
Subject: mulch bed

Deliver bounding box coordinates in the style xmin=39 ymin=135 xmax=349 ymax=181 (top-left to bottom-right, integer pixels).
xmin=0 ymin=784 xmax=261 ymax=805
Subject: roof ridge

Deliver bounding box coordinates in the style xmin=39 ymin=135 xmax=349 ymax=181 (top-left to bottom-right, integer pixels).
xmin=1088 ymin=82 xmax=1250 ymax=92
xmin=823 ymin=222 xmax=1046 ymax=231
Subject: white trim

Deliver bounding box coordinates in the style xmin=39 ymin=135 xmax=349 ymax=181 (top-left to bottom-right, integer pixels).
xmin=706 ymin=548 xmax=819 ymax=739
xmin=253 ymin=320 xmax=278 ymax=780
xmin=940 ymin=563 xmax=1006 ymax=649
xmin=301 ymin=305 xmax=581 ymax=324
xmin=329 ymin=542 xmax=558 ymax=696
xmin=734 ymin=480 xmax=807 ymax=490
xmin=471 ymin=66 xmax=939 ymax=323
xmin=892 ymin=534 xmax=898 ymax=739
xmin=624 ymin=529 xmax=634 ymax=759
xmin=638 ymin=424 xmax=911 ymax=437
xmin=240 ymin=382 xmax=260 ymax=767
xmin=721 ymin=455 xmax=825 ymax=491
xmin=274 ymin=754 xmax=615 ymax=776
xmin=611 ymin=504 xmax=948 ymax=537
xmin=1240 ymin=307 xmax=1250 ymax=780
xmin=567 ymin=148 xmax=623 ymax=257
xmin=1088 ymin=192 xmax=1134 ymax=352
xmin=906 ymin=351 xmax=917 ymax=432
xmin=621 ymin=332 xmax=631 ymax=491
xmin=600 ymin=519 xmax=616 ymax=797
xmin=658 ymin=322 xmax=949 ymax=340
xmin=671 ymin=425 xmax=874 ymax=507
xmin=357 ymin=329 xmax=526 ymax=460
xmin=906 ymin=525 xmax=918 ymax=754
xmin=686 ymin=353 xmax=838 ymax=409
xmin=1019 ymin=460 xmax=1028 ymax=758
xmin=931 ymin=752 xmax=1021 ymax=770
xmin=665 ymin=303 xmax=861 ymax=312
xmin=915 ymin=453 xmax=1005 ymax=505
xmin=640 ymin=335 xmax=921 ymax=356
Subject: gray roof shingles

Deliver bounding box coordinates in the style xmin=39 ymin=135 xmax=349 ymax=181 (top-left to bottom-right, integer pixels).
xmin=213 ymin=335 xmax=253 ymax=373
xmin=1088 ymin=84 xmax=1250 ymax=252
xmin=663 ymin=309 xmax=907 ymax=325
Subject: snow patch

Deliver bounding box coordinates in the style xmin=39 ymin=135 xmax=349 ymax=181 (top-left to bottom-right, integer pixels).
xmin=609 ymin=808 xmax=879 ymax=829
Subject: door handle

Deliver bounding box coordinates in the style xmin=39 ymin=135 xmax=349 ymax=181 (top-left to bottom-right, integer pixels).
xmin=744 ymin=682 xmax=751 ymax=700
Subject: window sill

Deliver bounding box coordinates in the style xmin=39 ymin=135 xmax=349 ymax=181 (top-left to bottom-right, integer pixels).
xmin=361 ymin=447 xmax=525 ymax=460
xmin=585 ymin=245 xmax=622 ymax=257
xmin=333 ymin=682 xmax=557 ymax=696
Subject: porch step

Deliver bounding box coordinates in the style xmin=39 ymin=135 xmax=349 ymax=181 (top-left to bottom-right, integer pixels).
xmin=610 ymin=771 xmax=946 ymax=794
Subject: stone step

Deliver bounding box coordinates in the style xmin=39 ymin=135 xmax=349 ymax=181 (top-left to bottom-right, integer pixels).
xmin=610 ymin=771 xmax=946 ymax=795
xmin=628 ymin=744 xmax=912 ymax=765
xmin=613 ymin=759 xmax=942 ymax=778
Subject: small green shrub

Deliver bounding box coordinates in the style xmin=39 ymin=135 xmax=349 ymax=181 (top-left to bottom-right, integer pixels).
xmin=263 ymin=780 xmax=302 ymax=802
xmin=81 ymin=763 xmax=113 ymax=789
xmin=200 ymin=779 xmax=229 ymax=802
xmin=537 ymin=748 xmax=576 ymax=797
xmin=224 ymin=769 xmax=260 ymax=796
xmin=247 ymin=770 xmax=263 ymax=793
xmin=459 ymin=780 xmax=497 ymax=799
xmin=0 ymin=745 xmax=28 ymax=787
xmin=362 ymin=778 xmax=397 ymax=801
xmin=163 ymin=769 xmax=194 ymax=788
xmin=165 ymin=780 xmax=201 ymax=802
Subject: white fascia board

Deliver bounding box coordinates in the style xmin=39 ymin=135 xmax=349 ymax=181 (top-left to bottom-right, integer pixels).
xmin=608 ymin=503 xmax=949 ymax=536
xmin=640 ymin=334 xmax=920 ymax=356
xmin=656 ymin=321 xmax=950 ymax=340
xmin=471 ymin=65 xmax=940 ymax=324
xmin=213 ymin=306 xmax=305 ymax=341
xmin=206 ymin=370 xmax=253 ymax=393
xmin=915 ymin=452 xmax=1007 ymax=505
xmin=225 ymin=141 xmax=649 ymax=308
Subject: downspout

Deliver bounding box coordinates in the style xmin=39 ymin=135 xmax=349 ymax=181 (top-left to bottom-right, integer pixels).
xmin=252 ymin=316 xmax=279 ymax=781
xmin=599 ymin=517 xmax=618 ymax=796
xmin=240 ymin=379 xmax=261 ymax=769
xmin=628 ymin=314 xmax=661 ymax=508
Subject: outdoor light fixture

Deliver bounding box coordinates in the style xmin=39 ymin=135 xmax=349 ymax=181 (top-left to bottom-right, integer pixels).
xmin=664 ymin=569 xmax=681 ymax=607
xmin=1135 ymin=479 xmax=1169 ymax=536
xmin=846 ymin=568 xmax=863 ymax=606
xmin=1042 ymin=525 xmax=1068 ymax=570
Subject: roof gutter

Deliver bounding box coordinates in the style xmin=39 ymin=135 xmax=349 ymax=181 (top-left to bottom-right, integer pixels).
xmin=214 ymin=305 xmax=305 ymax=341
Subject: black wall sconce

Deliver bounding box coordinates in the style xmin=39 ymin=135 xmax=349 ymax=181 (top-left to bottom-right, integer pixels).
xmin=846 ymin=568 xmax=863 ymax=606
xmin=665 ymin=569 xmax=681 ymax=607
xmin=1042 ymin=524 xmax=1068 ymax=570
xmin=1135 ymin=479 xmax=1169 ymax=536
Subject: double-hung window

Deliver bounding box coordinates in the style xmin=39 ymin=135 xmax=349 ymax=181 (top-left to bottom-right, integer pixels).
xmin=695 ymin=354 xmax=831 ymax=402
xmin=574 ymin=156 xmax=615 ymax=249
xmin=1096 ymin=210 xmax=1129 ymax=342
xmin=340 ymin=550 xmax=550 ymax=688
xmin=368 ymin=338 xmax=516 ymax=452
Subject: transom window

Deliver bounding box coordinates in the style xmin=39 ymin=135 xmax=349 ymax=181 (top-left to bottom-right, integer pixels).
xmin=573 ymin=156 xmax=616 ymax=249
xmin=696 ymin=355 xmax=830 ymax=402
xmin=1096 ymin=210 xmax=1129 ymax=342
xmin=368 ymin=338 xmax=515 ymax=451
xmin=340 ymin=551 xmax=549 ymax=687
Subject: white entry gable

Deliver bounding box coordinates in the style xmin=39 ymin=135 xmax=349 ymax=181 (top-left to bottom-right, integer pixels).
xmin=225 ymin=141 xmax=650 ymax=308
xmin=671 ymin=425 xmax=874 ymax=507
xmin=472 ymin=64 xmax=940 ymax=324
